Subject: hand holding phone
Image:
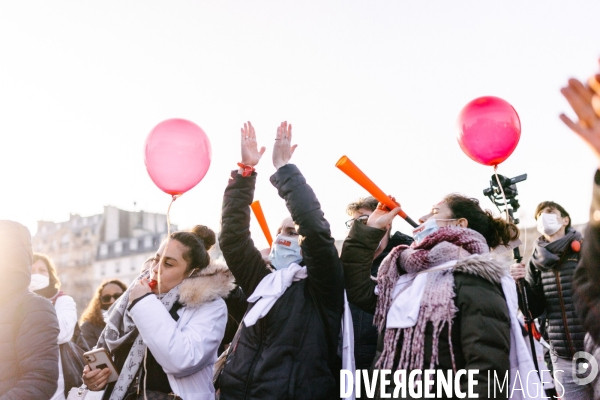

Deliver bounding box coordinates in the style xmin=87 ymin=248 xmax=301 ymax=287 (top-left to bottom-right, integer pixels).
xmin=83 ymin=348 xmax=119 ymax=386
xmin=82 ymin=364 xmax=110 ymax=391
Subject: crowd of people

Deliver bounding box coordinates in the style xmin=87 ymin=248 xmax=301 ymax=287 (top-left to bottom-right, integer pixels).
xmin=2 ymin=62 xmax=600 ymax=400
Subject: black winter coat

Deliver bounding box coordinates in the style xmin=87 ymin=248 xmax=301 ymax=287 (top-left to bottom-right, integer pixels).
xmin=218 ymin=165 xmax=344 ymax=400
xmin=522 ymin=230 xmax=586 ymax=359
xmin=0 ymin=289 xmax=60 ymax=400
xmin=342 ymin=222 xmax=510 ymax=399
xmin=350 ymin=231 xmax=413 ymax=370
xmin=80 ymin=320 xmax=104 ymax=350
xmin=219 ymin=286 xmax=247 ymax=354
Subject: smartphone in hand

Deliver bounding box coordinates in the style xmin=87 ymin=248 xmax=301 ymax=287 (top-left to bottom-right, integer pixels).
xmin=83 ymin=348 xmax=120 ymax=383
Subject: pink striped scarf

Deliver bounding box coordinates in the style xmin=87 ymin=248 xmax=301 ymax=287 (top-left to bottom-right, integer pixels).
xmin=373 ymin=226 xmax=489 ymax=371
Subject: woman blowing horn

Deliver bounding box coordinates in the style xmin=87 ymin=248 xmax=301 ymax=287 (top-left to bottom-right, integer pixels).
xmin=342 ymin=195 xmax=542 ymax=399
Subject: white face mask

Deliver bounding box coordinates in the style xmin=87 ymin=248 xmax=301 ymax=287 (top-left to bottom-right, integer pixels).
xmin=537 ymin=213 xmax=564 ymax=236
xmin=412 ymin=218 xmax=458 ymax=245
xmin=102 ymin=309 xmax=109 ymax=322
xmin=413 ymin=218 xmax=439 ymax=245
xmin=29 ymin=273 xmax=50 ymax=291
xmin=268 ymin=234 xmax=302 ymax=270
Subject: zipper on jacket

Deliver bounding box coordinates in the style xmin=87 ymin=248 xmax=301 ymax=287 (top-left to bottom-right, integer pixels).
xmin=243 ymin=318 xmax=265 ymax=399
xmin=554 ymin=269 xmax=575 ymax=357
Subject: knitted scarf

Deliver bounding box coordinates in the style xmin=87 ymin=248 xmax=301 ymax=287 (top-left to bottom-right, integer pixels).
xmin=531 ymin=227 xmax=582 ymax=272
xmin=96 ymin=270 xmax=180 ymax=400
xmin=373 ymin=226 xmax=489 ymax=371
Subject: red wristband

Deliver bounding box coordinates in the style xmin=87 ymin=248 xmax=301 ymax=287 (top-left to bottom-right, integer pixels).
xmin=237 ymin=163 xmax=255 ymax=177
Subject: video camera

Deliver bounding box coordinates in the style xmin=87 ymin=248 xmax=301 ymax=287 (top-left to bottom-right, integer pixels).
xmin=483 ymin=173 xmax=527 ymax=222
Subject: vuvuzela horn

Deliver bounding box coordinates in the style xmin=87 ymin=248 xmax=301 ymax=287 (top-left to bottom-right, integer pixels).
xmin=335 ymin=156 xmax=418 ymax=227
xmin=250 ymin=200 xmax=273 ymax=247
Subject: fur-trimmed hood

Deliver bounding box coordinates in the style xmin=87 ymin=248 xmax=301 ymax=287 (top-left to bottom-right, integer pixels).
xmin=179 ymin=260 xmax=236 ymax=308
xmin=453 ymin=254 xmax=508 ymax=284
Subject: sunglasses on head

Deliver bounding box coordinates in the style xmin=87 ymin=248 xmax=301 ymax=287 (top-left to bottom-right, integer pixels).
xmin=101 ymin=293 xmax=122 ymax=304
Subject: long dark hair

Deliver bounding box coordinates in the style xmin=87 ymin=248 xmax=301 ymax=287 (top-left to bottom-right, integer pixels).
xmin=444 ymin=194 xmax=519 ymax=249
xmin=170 ymin=225 xmax=216 ymax=274
xmin=80 ymin=279 xmax=127 ymax=327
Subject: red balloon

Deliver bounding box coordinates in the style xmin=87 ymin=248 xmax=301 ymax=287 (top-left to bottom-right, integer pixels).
xmin=144 ymin=119 xmax=212 ymax=196
xmin=457 ymin=96 xmax=521 ymax=166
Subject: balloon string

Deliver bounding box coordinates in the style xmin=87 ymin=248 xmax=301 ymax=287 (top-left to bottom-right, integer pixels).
xmin=493 ymin=166 xmax=510 ymax=223
xmin=157 ymin=195 xmax=179 ymax=296
xmin=493 ymin=166 xmax=527 ymax=258
xmin=144 ymin=194 xmax=178 ymax=400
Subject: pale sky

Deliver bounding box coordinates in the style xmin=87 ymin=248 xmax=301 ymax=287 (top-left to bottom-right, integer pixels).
xmin=1 ymin=1 xmax=599 ymax=249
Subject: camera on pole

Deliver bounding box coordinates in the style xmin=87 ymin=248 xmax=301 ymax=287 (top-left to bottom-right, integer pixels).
xmin=483 ymin=173 xmax=540 ymax=373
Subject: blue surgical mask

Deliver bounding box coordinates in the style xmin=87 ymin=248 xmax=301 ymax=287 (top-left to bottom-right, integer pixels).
xmin=412 ymin=218 xmax=458 ymax=245
xmin=413 ymin=218 xmax=440 ymax=245
xmin=268 ymin=234 xmax=302 ymax=270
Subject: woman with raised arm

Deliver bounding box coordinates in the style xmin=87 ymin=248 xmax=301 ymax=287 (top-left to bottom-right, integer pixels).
xmin=342 ymin=195 xmax=538 ymax=399
xmin=218 ymin=121 xmax=344 ymax=400
xmin=81 ymin=226 xmax=233 ymax=400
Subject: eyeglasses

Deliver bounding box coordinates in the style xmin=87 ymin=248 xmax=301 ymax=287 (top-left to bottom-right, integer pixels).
xmin=345 ymin=215 xmax=369 ymax=229
xmin=101 ymin=293 xmax=122 ymax=304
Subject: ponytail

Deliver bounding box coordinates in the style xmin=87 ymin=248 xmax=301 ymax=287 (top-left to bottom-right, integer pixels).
xmin=444 ymin=194 xmax=519 ymax=249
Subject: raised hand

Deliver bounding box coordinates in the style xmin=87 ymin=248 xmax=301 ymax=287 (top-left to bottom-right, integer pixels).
xmin=367 ymin=197 xmax=402 ymax=230
xmin=560 ymin=67 xmax=600 ymax=165
xmin=129 ymin=277 xmax=151 ymax=302
xmin=241 ymin=121 xmax=266 ymax=167
xmin=272 ymin=121 xmax=298 ymax=170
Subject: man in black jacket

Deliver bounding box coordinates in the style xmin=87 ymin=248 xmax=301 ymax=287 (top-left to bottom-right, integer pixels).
xmin=345 ymin=196 xmax=413 ymax=370
xmin=218 ymin=121 xmax=344 ymax=400
xmin=509 ymin=202 xmax=591 ymax=398
xmin=0 ymin=220 xmax=60 ymax=400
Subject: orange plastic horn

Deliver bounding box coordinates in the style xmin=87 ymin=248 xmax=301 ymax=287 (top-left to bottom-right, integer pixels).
xmin=335 ymin=156 xmax=418 ymax=227
xmin=250 ymin=200 xmax=273 ymax=247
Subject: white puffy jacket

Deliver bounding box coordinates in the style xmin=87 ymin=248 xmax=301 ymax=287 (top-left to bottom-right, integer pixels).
xmin=129 ymin=263 xmax=233 ymax=400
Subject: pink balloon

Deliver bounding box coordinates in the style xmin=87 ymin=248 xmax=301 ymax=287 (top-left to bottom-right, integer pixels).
xmin=144 ymin=119 xmax=212 ymax=196
xmin=456 ymin=96 xmax=521 ymax=166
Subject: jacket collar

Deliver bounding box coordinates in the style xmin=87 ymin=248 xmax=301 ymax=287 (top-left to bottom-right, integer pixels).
xmin=531 ymin=228 xmax=581 ymax=271
xmin=453 ymin=254 xmax=507 ymax=285
xmin=178 ymin=261 xmax=236 ymax=308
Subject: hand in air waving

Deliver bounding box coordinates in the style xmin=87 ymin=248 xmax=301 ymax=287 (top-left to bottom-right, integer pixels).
xmin=240 ymin=121 xmax=266 ymax=168
xmin=272 ymin=121 xmax=298 ymax=170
